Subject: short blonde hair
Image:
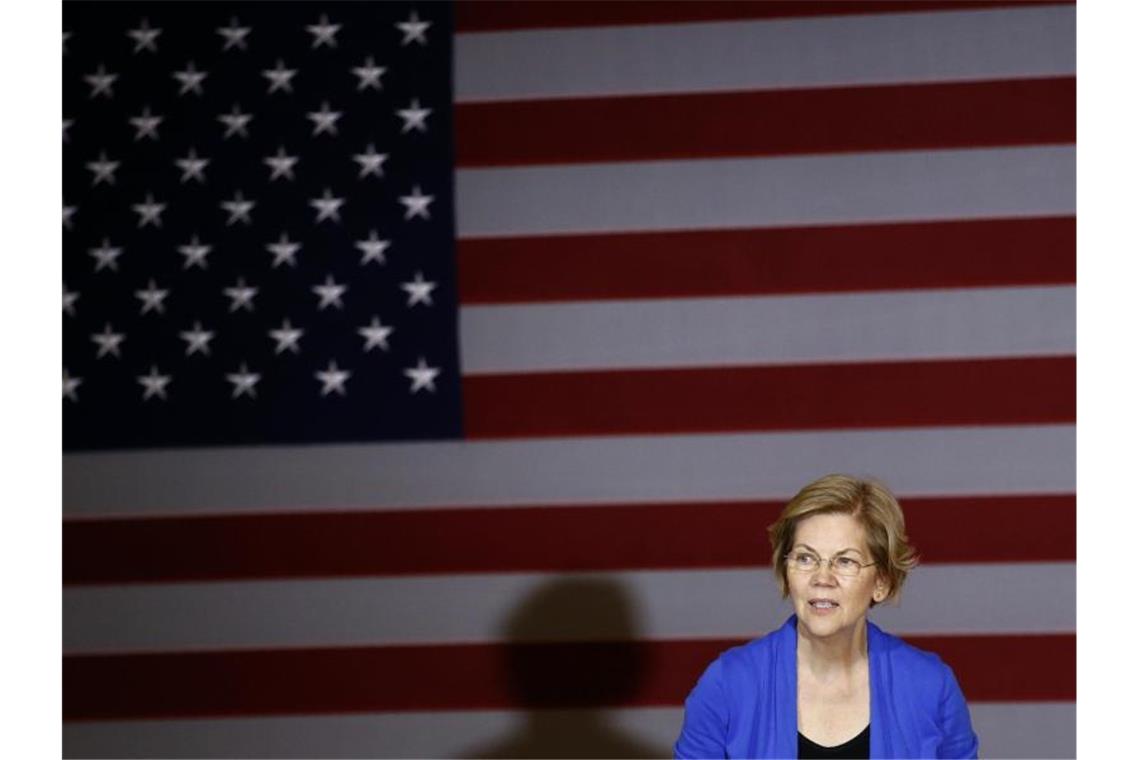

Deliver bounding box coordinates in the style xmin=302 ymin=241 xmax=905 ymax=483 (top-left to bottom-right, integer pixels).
xmin=767 ymin=474 xmax=918 ymax=605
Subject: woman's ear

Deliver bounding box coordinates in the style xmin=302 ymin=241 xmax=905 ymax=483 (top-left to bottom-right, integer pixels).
xmin=872 ymin=575 xmax=888 ymax=603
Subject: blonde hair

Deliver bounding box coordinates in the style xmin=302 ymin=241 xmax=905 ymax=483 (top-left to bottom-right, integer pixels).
xmin=767 ymin=474 xmax=918 ymax=605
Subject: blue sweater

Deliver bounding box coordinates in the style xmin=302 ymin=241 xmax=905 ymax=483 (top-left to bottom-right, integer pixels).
xmin=674 ymin=615 xmax=979 ymax=759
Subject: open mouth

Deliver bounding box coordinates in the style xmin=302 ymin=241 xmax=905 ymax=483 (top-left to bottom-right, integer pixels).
xmin=809 ymin=600 xmax=839 ymax=610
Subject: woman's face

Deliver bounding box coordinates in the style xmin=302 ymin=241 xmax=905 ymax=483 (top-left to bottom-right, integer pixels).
xmin=786 ymin=512 xmax=888 ymax=640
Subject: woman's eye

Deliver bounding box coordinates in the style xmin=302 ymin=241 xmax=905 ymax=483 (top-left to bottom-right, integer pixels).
xmin=836 ymin=557 xmax=859 ymax=570
xmin=795 ymin=553 xmax=816 ymax=566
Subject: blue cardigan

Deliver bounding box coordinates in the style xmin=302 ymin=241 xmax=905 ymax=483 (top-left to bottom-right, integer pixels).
xmin=674 ymin=615 xmax=979 ymax=759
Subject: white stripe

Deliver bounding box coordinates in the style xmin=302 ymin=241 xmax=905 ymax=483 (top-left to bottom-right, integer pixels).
xmin=63 ymin=702 xmax=1075 ymax=759
xmin=454 ymin=6 xmax=1075 ymax=101
xmin=461 ymin=285 xmax=1074 ymax=373
xmin=64 ymin=563 xmax=1073 ymax=653
xmin=63 ymin=424 xmax=1073 ymax=517
xmin=456 ymin=146 xmax=1074 ymax=237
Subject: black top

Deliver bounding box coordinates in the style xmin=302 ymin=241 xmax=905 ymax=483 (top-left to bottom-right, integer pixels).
xmin=798 ymin=724 xmax=871 ymax=759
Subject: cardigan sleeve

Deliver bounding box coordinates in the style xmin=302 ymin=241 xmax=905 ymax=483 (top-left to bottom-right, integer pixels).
xmin=936 ymin=663 xmax=979 ymax=759
xmin=674 ymin=658 xmax=729 ymax=759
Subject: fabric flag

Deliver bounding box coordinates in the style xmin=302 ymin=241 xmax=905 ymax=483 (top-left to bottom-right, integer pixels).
xmin=62 ymin=2 xmax=1075 ymax=758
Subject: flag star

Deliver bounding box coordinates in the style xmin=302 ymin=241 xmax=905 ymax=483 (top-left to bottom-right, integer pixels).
xmin=268 ymin=318 xmax=304 ymax=354
xmin=129 ymin=106 xmax=163 ymax=141
xmin=396 ymin=10 xmax=432 ymax=46
xmin=63 ymin=285 xmax=79 ymax=316
xmin=63 ymin=369 xmax=82 ymax=402
xmin=172 ymin=61 xmax=208 ymax=95
xmin=355 ymin=230 xmax=390 ymax=265
xmin=131 ymin=193 xmax=166 ymax=228
xmin=89 ymin=238 xmax=123 ymax=272
xmin=264 ymin=146 xmax=299 ymax=181
xmin=404 ymin=357 xmax=440 ymax=394
xmin=218 ymin=104 xmax=252 ymax=139
xmin=306 ymin=14 xmax=341 ymax=48
xmin=63 ymin=118 xmax=73 ymax=142
xmin=223 ymin=277 xmax=258 ymax=312
xmin=358 ymin=316 xmax=394 ymax=352
xmin=351 ymin=56 xmax=386 ymax=90
xmin=226 ymin=363 xmax=261 ymax=399
xmin=398 ymin=185 xmax=434 ymax=220
xmin=84 ymin=64 xmax=117 ymax=98
xmin=396 ymin=98 xmax=432 ymax=133
xmin=63 ymin=30 xmax=72 ymax=55
xmin=63 ymin=204 xmax=77 ymax=230
xmin=267 ymin=232 xmax=302 ymax=268
xmin=312 ymin=275 xmax=347 ymax=310
xmin=179 ymin=321 xmax=215 ymax=356
xmin=175 ymin=147 xmax=209 ymax=183
xmin=127 ymin=18 xmax=162 ymax=53
xmin=178 ymin=234 xmax=212 ymax=269
xmin=221 ymin=191 xmax=255 ymax=225
xmin=134 ymin=278 xmax=169 ymax=314
xmin=137 ymin=366 xmax=172 ymax=401
xmin=86 ymin=151 xmax=120 ymax=186
xmin=315 ymin=360 xmax=351 ymax=396
xmin=309 ymin=188 xmax=345 ymax=223
xmin=353 ymin=144 xmax=388 ymax=179
xmin=306 ymin=101 xmax=342 ymax=136
xmin=401 ymin=271 xmax=437 ymax=307
xmin=91 ymin=323 xmax=126 ymax=358
xmin=217 ymin=17 xmax=251 ymax=51
xmin=262 ymin=59 xmax=297 ymax=93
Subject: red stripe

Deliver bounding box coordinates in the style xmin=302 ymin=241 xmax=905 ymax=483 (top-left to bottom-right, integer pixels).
xmin=63 ymin=634 xmax=1074 ymax=720
xmin=458 ymin=216 xmax=1075 ymax=304
xmin=464 ymin=357 xmax=1075 ymax=439
xmin=63 ymin=494 xmax=1074 ymax=585
xmin=455 ymin=1 xmax=1072 ymax=32
xmin=456 ymin=78 xmax=1073 ymax=166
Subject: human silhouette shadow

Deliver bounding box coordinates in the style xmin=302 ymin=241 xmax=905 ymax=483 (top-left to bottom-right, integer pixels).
xmin=461 ymin=576 xmax=671 ymax=759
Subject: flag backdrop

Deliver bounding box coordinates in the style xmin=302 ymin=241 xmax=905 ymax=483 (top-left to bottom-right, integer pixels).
xmin=62 ymin=1 xmax=1075 ymax=757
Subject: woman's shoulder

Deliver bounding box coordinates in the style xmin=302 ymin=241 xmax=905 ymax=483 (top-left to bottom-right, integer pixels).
xmin=709 ymin=617 xmax=796 ymax=677
xmin=869 ymin=620 xmax=958 ymax=687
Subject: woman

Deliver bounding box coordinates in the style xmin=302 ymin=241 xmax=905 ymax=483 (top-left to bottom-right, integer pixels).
xmin=674 ymin=474 xmax=978 ymax=759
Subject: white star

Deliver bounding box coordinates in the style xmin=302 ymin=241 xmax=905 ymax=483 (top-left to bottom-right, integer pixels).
xmin=267 ymin=232 xmax=302 ymax=268
xmin=63 ymin=204 xmax=77 ymax=230
xmin=63 ymin=285 xmax=79 ymax=316
xmin=268 ymin=319 xmax=304 ymax=355
xmin=223 ymin=277 xmax=258 ymax=312
xmin=309 ymin=188 xmax=345 ymax=223
xmin=264 ymin=146 xmax=299 ymax=181
xmin=351 ymin=56 xmax=386 ymax=90
xmin=262 ymin=59 xmax=297 ymax=93
xmin=63 ymin=369 xmax=82 ymax=402
xmin=137 ymin=366 xmax=172 ymax=401
xmin=401 ymin=271 xmax=437 ymax=307
xmin=89 ymin=238 xmax=123 ymax=272
xmin=306 ymin=101 xmax=342 ymax=136
xmin=178 ymin=234 xmax=212 ymax=270
xmin=175 ymin=147 xmax=209 ymax=183
xmin=129 ymin=106 xmax=163 ymax=141
xmin=127 ymin=18 xmax=162 ymax=53
xmin=355 ymin=230 xmax=390 ymax=265
xmin=353 ymin=144 xmax=388 ymax=178
xmin=226 ymin=363 xmax=261 ymax=399
xmin=357 ymin=316 xmax=394 ymax=352
xmin=396 ymin=98 xmax=432 ymax=134
xmin=172 ymin=61 xmax=208 ymax=95
xmin=218 ymin=105 xmax=252 ymax=139
xmin=134 ymin=278 xmax=169 ymax=315
xmin=131 ymin=193 xmax=166 ymax=228
xmin=179 ymin=321 xmax=215 ymax=356
xmin=398 ymin=185 xmax=434 ymax=220
xmin=221 ymin=191 xmax=255 ymax=225
xmin=217 ymin=17 xmax=251 ymax=51
xmin=63 ymin=118 xmax=73 ymax=142
xmin=315 ymin=360 xmax=351 ymax=396
xmin=312 ymin=275 xmax=347 ymax=310
xmin=86 ymin=151 xmax=120 ymax=186
xmin=306 ymin=14 xmax=341 ymax=48
xmin=403 ymin=357 xmax=440 ymax=393
xmin=84 ymin=64 xmax=117 ymax=98
xmin=63 ymin=30 xmax=72 ymax=55
xmin=91 ymin=323 xmax=125 ymax=358
xmin=396 ymin=10 xmax=431 ymax=46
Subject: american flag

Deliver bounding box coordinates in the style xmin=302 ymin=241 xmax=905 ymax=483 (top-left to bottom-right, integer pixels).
xmin=63 ymin=2 xmax=1075 ymax=758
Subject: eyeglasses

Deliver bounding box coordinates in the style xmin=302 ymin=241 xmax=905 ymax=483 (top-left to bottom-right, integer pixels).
xmin=785 ymin=551 xmax=876 ymax=578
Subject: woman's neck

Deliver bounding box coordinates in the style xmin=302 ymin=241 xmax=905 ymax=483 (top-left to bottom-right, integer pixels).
xmin=796 ymin=616 xmax=869 ymax=681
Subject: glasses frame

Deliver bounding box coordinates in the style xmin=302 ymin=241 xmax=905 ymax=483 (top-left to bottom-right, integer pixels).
xmin=784 ymin=551 xmax=877 ymax=578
